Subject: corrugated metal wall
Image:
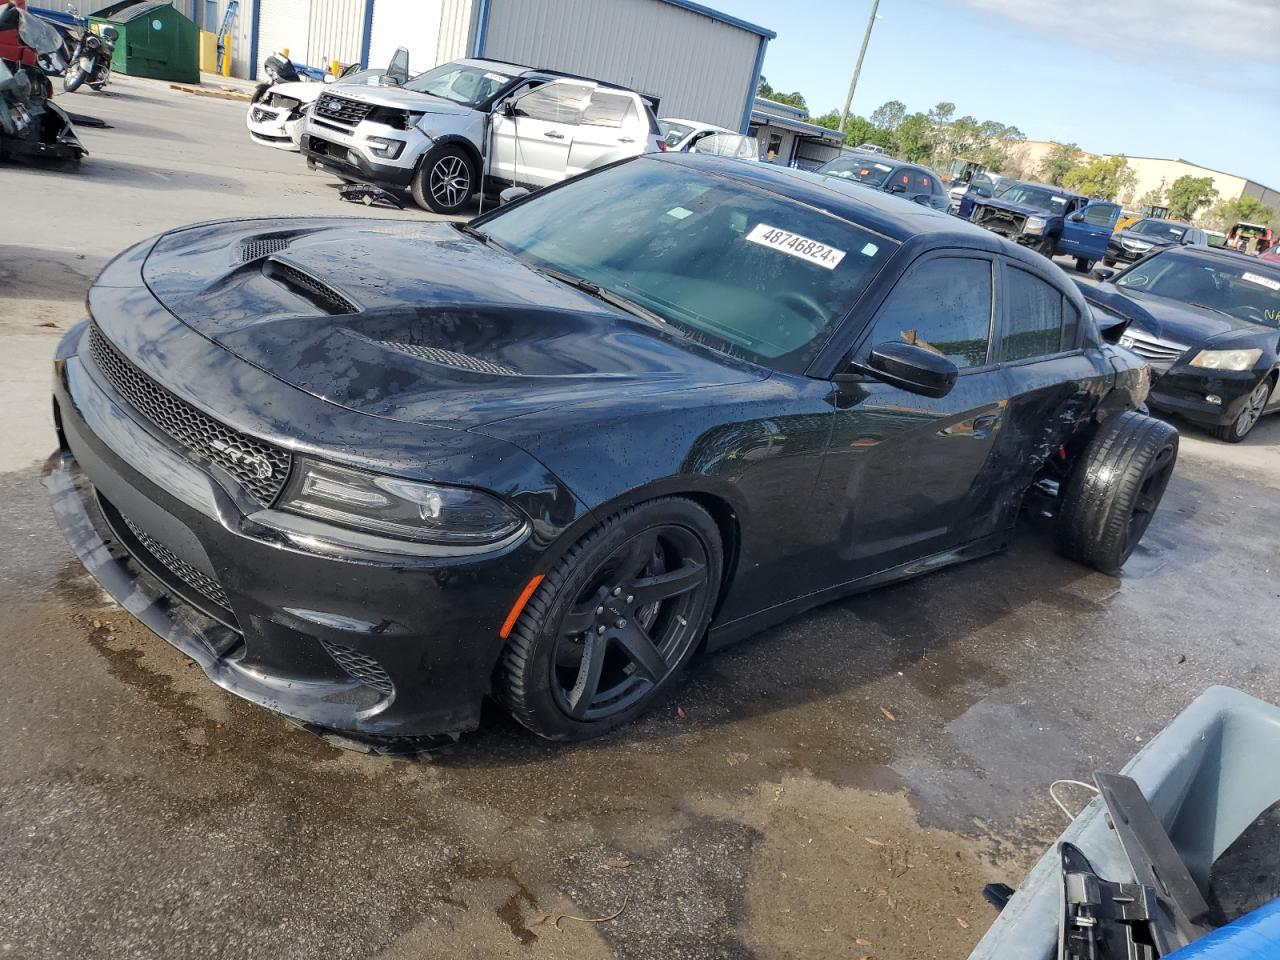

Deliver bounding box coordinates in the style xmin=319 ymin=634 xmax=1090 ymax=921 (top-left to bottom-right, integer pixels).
xmin=435 ymin=0 xmax=473 ymax=64
xmin=481 ymin=0 xmax=759 ymax=130
xmin=307 ymin=0 xmax=365 ymax=67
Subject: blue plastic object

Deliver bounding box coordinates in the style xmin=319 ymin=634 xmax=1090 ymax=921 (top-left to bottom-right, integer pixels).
xmin=1166 ymin=900 xmax=1280 ymax=958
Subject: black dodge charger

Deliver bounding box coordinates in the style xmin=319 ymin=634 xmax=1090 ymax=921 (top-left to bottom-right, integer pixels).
xmin=1084 ymin=248 xmax=1280 ymax=441
xmin=50 ymin=154 xmax=1174 ymax=744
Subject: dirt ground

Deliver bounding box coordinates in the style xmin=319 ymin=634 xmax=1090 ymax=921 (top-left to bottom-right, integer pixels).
xmin=1 ymin=76 xmax=1277 ymax=960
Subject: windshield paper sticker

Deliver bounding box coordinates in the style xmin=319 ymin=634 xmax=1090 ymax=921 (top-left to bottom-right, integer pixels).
xmin=1241 ymin=271 xmax=1280 ymax=291
xmin=746 ymin=224 xmax=846 ymax=270
xmin=484 ymin=72 xmax=511 ymax=83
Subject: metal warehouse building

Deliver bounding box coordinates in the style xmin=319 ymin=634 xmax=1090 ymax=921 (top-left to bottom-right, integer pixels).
xmin=251 ymin=0 xmax=773 ymax=132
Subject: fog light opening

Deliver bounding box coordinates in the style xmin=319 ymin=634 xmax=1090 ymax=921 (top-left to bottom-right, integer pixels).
xmin=1205 ymin=394 xmax=1223 ymax=405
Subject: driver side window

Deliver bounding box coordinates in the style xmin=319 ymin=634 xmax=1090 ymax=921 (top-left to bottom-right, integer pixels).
xmin=863 ymin=258 xmax=994 ymax=369
xmin=514 ymin=83 xmax=592 ymax=123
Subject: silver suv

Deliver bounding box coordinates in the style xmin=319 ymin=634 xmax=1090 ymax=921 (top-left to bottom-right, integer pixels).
xmin=299 ymin=58 xmax=663 ymax=214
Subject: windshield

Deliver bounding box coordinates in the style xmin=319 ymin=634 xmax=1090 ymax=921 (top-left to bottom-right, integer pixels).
xmin=1116 ymin=251 xmax=1280 ymax=328
xmin=476 ymin=160 xmax=899 ymax=373
xmin=402 ymin=62 xmax=512 ymax=106
xmin=1130 ymin=219 xmax=1187 ymax=241
xmin=658 ymin=120 xmax=696 ymax=148
xmin=816 ymin=157 xmax=895 ymax=187
xmin=999 ymin=184 xmax=1069 ymax=212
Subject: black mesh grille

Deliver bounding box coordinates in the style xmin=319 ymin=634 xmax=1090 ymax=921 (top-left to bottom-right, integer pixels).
xmin=320 ymin=639 xmax=394 ymax=696
xmin=315 ymin=94 xmax=372 ymax=126
xmin=265 ymin=260 xmax=358 ymax=314
xmin=239 ymin=236 xmax=291 ymax=262
xmin=378 ymin=341 xmax=517 ymax=376
xmin=122 ymin=515 xmax=230 ymax=610
xmin=87 ymin=324 xmax=292 ymax=507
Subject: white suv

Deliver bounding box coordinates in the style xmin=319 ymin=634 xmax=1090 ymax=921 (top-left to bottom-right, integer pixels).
xmin=298 ymin=58 xmax=663 ymax=214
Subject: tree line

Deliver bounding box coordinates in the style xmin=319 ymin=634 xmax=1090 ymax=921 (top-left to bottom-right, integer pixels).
xmin=755 ymin=78 xmax=1276 ymax=229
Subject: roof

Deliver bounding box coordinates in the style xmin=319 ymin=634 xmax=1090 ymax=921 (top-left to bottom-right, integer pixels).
xmin=750 ymin=105 xmax=843 ymax=142
xmin=656 ymin=0 xmax=776 ymax=39
xmin=655 ymin=153 xmax=1005 ymax=248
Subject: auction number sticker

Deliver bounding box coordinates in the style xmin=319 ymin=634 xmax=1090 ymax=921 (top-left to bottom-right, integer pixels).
xmin=1241 ymin=271 xmax=1280 ymax=292
xmin=746 ymin=224 xmax=847 ymax=270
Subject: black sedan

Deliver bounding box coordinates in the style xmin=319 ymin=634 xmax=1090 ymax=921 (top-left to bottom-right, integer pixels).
xmin=1084 ymin=248 xmax=1280 ymax=441
xmin=50 ymin=154 xmax=1170 ymax=745
xmin=1104 ymin=218 xmax=1207 ymax=267
xmin=813 ymin=155 xmax=950 ymax=211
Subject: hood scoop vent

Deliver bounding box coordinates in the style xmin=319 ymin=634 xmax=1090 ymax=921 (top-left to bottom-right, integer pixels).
xmin=238 ymin=235 xmax=292 ymax=263
xmin=378 ymin=339 xmax=519 ymax=376
xmin=263 ymin=257 xmax=359 ymax=315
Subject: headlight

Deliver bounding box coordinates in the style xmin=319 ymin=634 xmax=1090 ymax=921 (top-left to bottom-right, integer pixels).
xmin=279 ymin=459 xmax=524 ymax=545
xmin=1024 ymin=216 xmax=1047 ymax=235
xmin=364 ymin=136 xmax=405 ymax=159
xmin=1188 ymin=348 xmax=1262 ymax=371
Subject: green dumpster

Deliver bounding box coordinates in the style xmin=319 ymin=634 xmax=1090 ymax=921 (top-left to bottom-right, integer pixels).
xmin=88 ymin=1 xmax=199 ymax=84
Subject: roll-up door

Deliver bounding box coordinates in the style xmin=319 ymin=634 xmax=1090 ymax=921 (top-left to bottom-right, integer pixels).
xmin=257 ymin=0 xmax=311 ymax=76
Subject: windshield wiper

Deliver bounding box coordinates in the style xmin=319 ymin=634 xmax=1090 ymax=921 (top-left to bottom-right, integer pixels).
xmin=1189 ymin=302 xmax=1235 ymax=319
xmin=535 ymin=266 xmax=674 ymax=332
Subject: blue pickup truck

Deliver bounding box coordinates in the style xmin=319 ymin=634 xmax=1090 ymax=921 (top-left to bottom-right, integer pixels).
xmin=970 ymin=180 xmax=1121 ymax=273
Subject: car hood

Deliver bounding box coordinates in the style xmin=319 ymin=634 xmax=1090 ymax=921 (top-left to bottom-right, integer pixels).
xmin=1112 ymin=230 xmax=1178 ymax=248
xmin=1087 ymin=283 xmax=1274 ymax=347
xmin=975 ymin=197 xmax=1059 ymax=218
xmin=322 ymin=85 xmax=475 ymax=116
xmin=264 ymin=80 xmax=326 ymax=103
xmin=138 ymin=218 xmax=763 ymax=429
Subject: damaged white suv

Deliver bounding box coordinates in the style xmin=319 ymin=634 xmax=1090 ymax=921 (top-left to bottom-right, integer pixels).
xmin=298 ymin=57 xmax=664 ymax=213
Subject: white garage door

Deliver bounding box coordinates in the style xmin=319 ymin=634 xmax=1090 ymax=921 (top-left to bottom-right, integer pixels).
xmin=368 ymin=0 xmax=442 ymax=74
xmin=257 ymin=0 xmax=312 ymax=76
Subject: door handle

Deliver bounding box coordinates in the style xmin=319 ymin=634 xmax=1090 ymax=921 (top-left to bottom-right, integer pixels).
xmin=544 ymin=130 xmax=565 ymax=139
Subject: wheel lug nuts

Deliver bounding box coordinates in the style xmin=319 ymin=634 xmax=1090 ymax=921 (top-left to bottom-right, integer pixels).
xmin=597 ymin=625 xmax=607 ymax=635
xmin=626 ymin=595 xmax=634 ymax=604
xmin=615 ymin=618 xmax=627 ymax=628
xmin=612 ymin=587 xmax=622 ymax=596
xmin=595 ymin=605 xmax=605 ymax=615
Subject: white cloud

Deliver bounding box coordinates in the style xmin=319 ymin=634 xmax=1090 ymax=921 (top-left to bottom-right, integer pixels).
xmin=947 ymin=0 xmax=1280 ymax=79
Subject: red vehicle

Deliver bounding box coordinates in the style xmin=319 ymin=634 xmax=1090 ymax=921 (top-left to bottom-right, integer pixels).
xmin=0 ymin=0 xmax=37 ymax=67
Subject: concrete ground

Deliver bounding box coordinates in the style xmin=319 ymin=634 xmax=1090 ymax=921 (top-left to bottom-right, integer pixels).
xmin=2 ymin=76 xmax=1278 ymax=960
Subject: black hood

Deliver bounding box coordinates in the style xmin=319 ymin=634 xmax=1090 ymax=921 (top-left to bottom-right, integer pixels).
xmin=1112 ymin=229 xmax=1179 ymax=248
xmin=1087 ymin=282 xmax=1278 ymax=348
xmin=139 ymin=218 xmax=764 ymax=428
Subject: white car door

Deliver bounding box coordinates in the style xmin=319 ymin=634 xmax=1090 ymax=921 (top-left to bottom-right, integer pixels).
xmin=490 ymin=80 xmax=592 ymax=187
xmin=565 ymin=90 xmax=649 ymax=179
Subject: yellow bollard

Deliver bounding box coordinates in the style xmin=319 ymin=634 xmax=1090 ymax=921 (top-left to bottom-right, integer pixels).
xmin=330 ymin=59 xmax=339 ymax=77
xmin=221 ymin=33 xmax=232 ymax=76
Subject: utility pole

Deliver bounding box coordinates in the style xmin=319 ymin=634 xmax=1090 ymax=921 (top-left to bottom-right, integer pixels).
xmin=838 ymin=0 xmax=881 ymax=133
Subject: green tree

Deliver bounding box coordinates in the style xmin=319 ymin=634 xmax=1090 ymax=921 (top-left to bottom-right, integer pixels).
xmin=1165 ymin=175 xmax=1219 ymax=222
xmin=811 ymin=111 xmax=893 ymax=150
xmin=756 ymin=75 xmax=806 ymax=110
xmin=1061 ymin=155 xmax=1137 ymax=201
xmin=1202 ymin=195 xmax=1275 ymax=231
xmin=1038 ymin=142 xmax=1082 ymax=186
xmin=894 ymin=113 xmax=935 ymax=163
xmin=927 ymin=101 xmax=956 ymax=125
xmin=870 ymin=99 xmax=906 ymax=131
xmin=1135 ymin=186 xmax=1167 ymax=211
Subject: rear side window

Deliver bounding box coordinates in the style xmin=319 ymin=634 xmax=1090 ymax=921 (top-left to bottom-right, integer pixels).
xmin=582 ymin=91 xmax=632 ymax=128
xmin=514 ymin=82 xmax=591 ymax=123
xmin=864 ymin=258 xmax=993 ymax=368
xmin=1003 ymin=266 xmax=1068 ymax=360
xmin=912 ymin=171 xmax=935 ymax=194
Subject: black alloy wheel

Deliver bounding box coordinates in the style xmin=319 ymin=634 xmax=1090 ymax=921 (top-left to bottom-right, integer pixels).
xmin=412 ymin=144 xmax=474 ymax=214
xmin=1211 ymin=377 xmax=1272 ymax=443
xmin=500 ymin=498 xmax=722 ymax=740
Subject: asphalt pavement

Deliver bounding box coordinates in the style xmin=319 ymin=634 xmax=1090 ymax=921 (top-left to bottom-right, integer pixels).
xmin=1 ymin=76 xmax=1278 ymax=960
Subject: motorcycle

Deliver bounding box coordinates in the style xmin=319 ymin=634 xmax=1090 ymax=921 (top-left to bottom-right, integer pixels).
xmin=63 ymin=21 xmax=114 ymax=93
xmin=0 ymin=1 xmax=86 ymax=164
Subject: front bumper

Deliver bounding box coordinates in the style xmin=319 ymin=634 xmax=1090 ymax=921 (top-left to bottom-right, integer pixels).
xmin=1147 ymin=366 xmax=1267 ymax=426
xmin=49 ymin=321 xmax=544 ymax=740
xmin=300 ymin=116 xmax=423 ymax=188
xmin=1106 ymin=240 xmax=1154 ymax=264
xmin=246 ymin=104 xmax=300 ymax=151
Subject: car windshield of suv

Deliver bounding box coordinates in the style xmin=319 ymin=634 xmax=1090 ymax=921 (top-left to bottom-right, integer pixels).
xmin=476 ymin=160 xmax=899 ymax=373
xmin=1116 ymin=252 xmax=1280 ymax=328
xmin=658 ymin=120 xmax=696 ymax=148
xmin=402 ymin=62 xmax=512 ymax=106
xmin=999 ymin=184 xmax=1069 ymax=211
xmin=816 ymin=158 xmax=895 ymax=186
xmin=1130 ymin=219 xmax=1187 ymax=241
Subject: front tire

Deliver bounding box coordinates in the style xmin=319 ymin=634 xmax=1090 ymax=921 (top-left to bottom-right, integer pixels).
xmin=1075 ymin=258 xmax=1094 ymax=273
xmin=1210 ymin=377 xmax=1273 ymax=443
xmin=1055 ymin=411 xmax=1178 ymax=573
xmin=64 ymin=67 xmax=87 ymax=93
xmin=1035 ymin=235 xmax=1057 ymax=259
xmin=1103 ymin=257 xmax=1116 ymax=267
xmin=410 ymin=143 xmax=475 ymax=214
xmin=499 ymin=498 xmax=723 ymax=741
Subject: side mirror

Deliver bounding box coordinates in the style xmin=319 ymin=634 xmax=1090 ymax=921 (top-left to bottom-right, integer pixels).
xmin=1068 ymin=212 xmax=1086 ymax=222
xmin=860 ymin=341 xmax=958 ymax=398
xmin=499 ymin=186 xmax=531 ymax=206
xmin=385 ymin=46 xmax=409 ymax=86
xmin=1092 ymin=266 xmax=1117 ymax=282
xmin=888 ymin=183 xmax=906 ymax=194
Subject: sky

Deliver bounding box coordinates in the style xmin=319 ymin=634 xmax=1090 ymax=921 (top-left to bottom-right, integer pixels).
xmin=712 ymin=0 xmax=1280 ymax=187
